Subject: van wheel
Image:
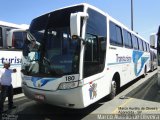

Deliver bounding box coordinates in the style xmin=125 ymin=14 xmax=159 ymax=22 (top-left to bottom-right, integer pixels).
xmin=108 ymin=80 xmax=117 ymax=100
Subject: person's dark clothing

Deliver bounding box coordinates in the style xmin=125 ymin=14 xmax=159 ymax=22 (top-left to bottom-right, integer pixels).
xmin=0 ymin=85 xmax=14 ymax=113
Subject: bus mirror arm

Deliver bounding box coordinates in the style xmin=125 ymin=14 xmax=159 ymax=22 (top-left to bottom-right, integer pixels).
xmin=79 ymin=37 xmax=86 ymax=45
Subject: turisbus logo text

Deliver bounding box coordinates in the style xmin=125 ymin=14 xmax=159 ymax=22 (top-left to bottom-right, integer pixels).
xmin=0 ymin=57 xmax=22 ymax=64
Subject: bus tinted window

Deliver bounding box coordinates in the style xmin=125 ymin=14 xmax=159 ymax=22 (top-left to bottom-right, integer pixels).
xmin=0 ymin=27 xmax=2 ymax=47
xmin=86 ymin=10 xmax=107 ymax=36
xmin=132 ymin=35 xmax=138 ymax=50
xmin=85 ymin=34 xmax=98 ymax=62
xmin=84 ymin=8 xmax=107 ymax=78
xmin=145 ymin=42 xmax=149 ymax=52
xmin=138 ymin=38 xmax=143 ymax=51
xmin=145 ymin=42 xmax=148 ymax=52
xmin=13 ymin=32 xmax=26 ymax=49
xmin=30 ymin=5 xmax=84 ymax=43
xmin=123 ymin=29 xmax=132 ymax=48
xmin=143 ymin=41 xmax=146 ymax=51
xmin=147 ymin=43 xmax=150 ymax=52
xmin=110 ymin=22 xmax=123 ymax=46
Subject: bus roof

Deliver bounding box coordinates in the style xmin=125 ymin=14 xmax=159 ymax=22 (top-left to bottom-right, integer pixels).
xmin=32 ymin=3 xmax=148 ymax=43
xmin=33 ymin=3 xmax=107 ymax=20
xmin=0 ymin=21 xmax=29 ymax=29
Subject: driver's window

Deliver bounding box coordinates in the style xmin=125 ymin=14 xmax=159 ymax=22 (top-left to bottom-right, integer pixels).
xmin=84 ymin=34 xmax=106 ymax=78
xmin=83 ymin=8 xmax=107 ymax=78
xmin=85 ymin=34 xmax=98 ymax=62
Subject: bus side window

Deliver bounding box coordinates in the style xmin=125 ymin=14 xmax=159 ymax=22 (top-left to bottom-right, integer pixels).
xmin=132 ymin=35 xmax=138 ymax=50
xmin=138 ymin=38 xmax=143 ymax=51
xmin=141 ymin=39 xmax=144 ymax=51
xmin=143 ymin=41 xmax=147 ymax=52
xmin=85 ymin=34 xmax=99 ymax=62
xmin=123 ymin=29 xmax=132 ymax=48
xmin=146 ymin=43 xmax=149 ymax=52
xmin=110 ymin=22 xmax=123 ymax=47
xmin=84 ymin=8 xmax=107 ymax=78
xmin=12 ymin=32 xmax=26 ymax=49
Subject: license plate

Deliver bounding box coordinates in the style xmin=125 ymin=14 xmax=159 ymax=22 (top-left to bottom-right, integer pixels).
xmin=34 ymin=94 xmax=45 ymax=101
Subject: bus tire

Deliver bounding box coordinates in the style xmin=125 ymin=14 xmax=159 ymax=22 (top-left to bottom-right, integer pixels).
xmin=108 ymin=79 xmax=117 ymax=100
xmin=143 ymin=66 xmax=147 ymax=77
xmin=151 ymin=65 xmax=154 ymax=72
xmin=151 ymin=64 xmax=154 ymax=72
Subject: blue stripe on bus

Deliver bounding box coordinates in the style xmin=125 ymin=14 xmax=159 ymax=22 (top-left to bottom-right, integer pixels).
xmin=31 ymin=77 xmax=57 ymax=87
xmin=132 ymin=51 xmax=149 ymax=76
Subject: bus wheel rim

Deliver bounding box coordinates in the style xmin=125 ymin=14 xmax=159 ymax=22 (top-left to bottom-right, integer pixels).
xmin=112 ymin=81 xmax=116 ymax=95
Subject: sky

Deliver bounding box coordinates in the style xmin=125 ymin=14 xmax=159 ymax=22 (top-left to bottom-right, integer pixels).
xmin=0 ymin=0 xmax=159 ymax=41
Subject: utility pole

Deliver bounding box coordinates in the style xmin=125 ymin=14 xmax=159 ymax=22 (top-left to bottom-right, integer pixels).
xmin=131 ymin=0 xmax=133 ymax=31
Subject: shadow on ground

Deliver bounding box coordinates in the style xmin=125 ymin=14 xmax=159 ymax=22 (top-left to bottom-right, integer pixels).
xmin=126 ymin=73 xmax=160 ymax=103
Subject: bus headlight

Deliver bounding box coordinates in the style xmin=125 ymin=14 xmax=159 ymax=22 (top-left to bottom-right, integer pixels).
xmin=58 ymin=81 xmax=79 ymax=90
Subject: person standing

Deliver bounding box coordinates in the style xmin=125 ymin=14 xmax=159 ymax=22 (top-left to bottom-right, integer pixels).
xmin=0 ymin=60 xmax=17 ymax=113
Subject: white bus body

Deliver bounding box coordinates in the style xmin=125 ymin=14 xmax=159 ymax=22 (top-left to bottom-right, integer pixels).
xmin=21 ymin=3 xmax=150 ymax=108
xmin=0 ymin=21 xmax=29 ymax=88
xmin=157 ymin=26 xmax=160 ymax=86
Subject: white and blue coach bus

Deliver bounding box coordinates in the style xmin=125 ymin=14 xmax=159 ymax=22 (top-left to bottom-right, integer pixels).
xmin=0 ymin=21 xmax=29 ymax=88
xmin=21 ymin=3 xmax=150 ymax=108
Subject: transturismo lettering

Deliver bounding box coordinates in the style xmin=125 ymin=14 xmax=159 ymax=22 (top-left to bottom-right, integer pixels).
xmin=116 ymin=54 xmax=131 ymax=63
xmin=0 ymin=57 xmax=22 ymax=64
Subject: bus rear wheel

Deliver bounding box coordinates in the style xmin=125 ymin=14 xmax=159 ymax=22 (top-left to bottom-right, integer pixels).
xmin=151 ymin=65 xmax=154 ymax=72
xmin=143 ymin=66 xmax=147 ymax=77
xmin=108 ymin=80 xmax=117 ymax=100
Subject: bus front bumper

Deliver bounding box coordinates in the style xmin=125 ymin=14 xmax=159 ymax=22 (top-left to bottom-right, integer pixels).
xmin=22 ymin=84 xmax=85 ymax=109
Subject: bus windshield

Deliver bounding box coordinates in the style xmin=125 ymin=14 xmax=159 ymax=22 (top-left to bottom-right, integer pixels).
xmin=22 ymin=6 xmax=83 ymax=77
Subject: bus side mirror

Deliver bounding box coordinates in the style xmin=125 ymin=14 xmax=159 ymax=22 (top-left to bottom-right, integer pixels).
xmin=150 ymin=34 xmax=156 ymax=48
xmin=70 ymin=12 xmax=88 ymax=40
